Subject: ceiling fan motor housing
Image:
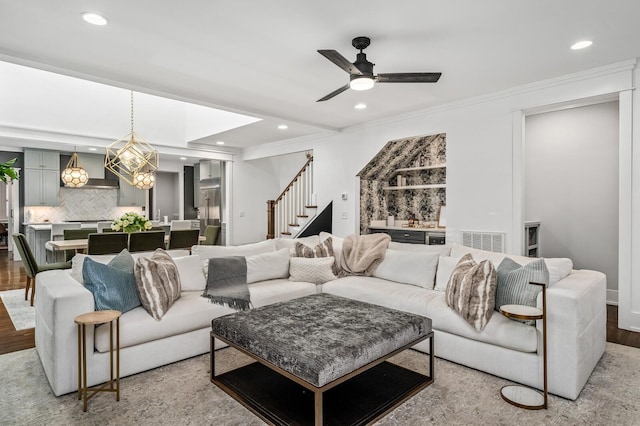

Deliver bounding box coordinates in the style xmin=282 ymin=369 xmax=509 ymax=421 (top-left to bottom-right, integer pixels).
xmin=353 ymin=52 xmax=374 ymax=76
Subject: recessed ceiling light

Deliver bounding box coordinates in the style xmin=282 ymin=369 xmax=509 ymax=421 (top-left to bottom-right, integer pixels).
xmin=216 ymin=141 xmax=225 ymax=145
xmin=571 ymin=40 xmax=592 ymax=50
xmin=179 ymin=157 xmax=187 ymax=161
xmin=81 ymin=12 xmax=108 ymax=26
xmin=278 ymin=124 xmax=288 ymax=130
xmin=88 ymin=147 xmax=97 ymax=151
xmin=355 ymin=103 xmax=367 ymax=110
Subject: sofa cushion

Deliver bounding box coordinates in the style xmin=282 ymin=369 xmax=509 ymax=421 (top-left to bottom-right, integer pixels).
xmin=134 ymin=249 xmax=182 ymax=321
xmin=246 ymin=248 xmax=290 ymax=284
xmin=274 ymin=235 xmax=320 ymax=251
xmin=321 ymin=276 xmax=537 ymax=353
xmin=82 ymin=250 xmax=140 ymax=313
xmin=289 ymin=257 xmax=337 ymax=284
xmin=496 ymin=257 xmax=549 ymax=312
xmin=388 ymin=242 xmax=452 ymax=256
xmin=71 ymin=249 xmax=190 ymax=285
xmin=94 ymin=279 xmax=317 ymax=352
xmin=434 ymin=256 xmax=460 ymax=291
xmin=173 ymin=255 xmax=207 ymax=291
xmin=445 ymin=254 xmax=497 ymax=332
xmin=372 ymin=249 xmax=439 ymax=289
xmin=320 ymin=232 xmax=344 ymax=267
xmin=192 ymin=239 xmax=276 ymax=259
xmin=450 ymin=244 xmax=572 ymax=286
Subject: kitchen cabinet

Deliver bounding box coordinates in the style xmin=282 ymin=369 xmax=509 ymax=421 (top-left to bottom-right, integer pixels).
xmin=24 ymin=149 xmax=60 ymax=206
xmin=26 ymin=225 xmax=51 ymax=264
xmin=369 ymin=226 xmax=446 ymax=245
xmin=118 ymin=178 xmax=146 ymax=206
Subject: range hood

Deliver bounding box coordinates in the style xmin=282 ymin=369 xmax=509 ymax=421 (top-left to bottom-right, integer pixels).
xmin=80 ymin=178 xmax=119 ymax=189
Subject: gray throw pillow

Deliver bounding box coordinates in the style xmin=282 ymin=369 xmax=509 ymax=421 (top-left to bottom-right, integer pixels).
xmin=495 ymin=257 xmax=549 ymax=312
xmin=83 ymin=249 xmax=140 ymax=313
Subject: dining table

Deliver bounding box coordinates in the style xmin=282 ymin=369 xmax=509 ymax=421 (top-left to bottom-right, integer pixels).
xmin=46 ymin=235 xmax=206 ymax=253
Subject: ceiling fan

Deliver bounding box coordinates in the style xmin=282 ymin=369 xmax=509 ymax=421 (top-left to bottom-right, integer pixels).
xmin=317 ymin=36 xmax=442 ymax=102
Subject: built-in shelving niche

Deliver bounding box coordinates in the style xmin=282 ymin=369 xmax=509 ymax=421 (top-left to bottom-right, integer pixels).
xmin=357 ymin=133 xmax=446 ymax=234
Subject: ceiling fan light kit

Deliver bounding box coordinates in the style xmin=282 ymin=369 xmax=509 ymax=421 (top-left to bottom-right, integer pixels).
xmin=317 ymin=36 xmax=442 ymax=101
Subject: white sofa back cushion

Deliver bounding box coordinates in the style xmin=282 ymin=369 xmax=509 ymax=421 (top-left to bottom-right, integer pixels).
xmin=450 ymin=244 xmax=572 ymax=286
xmin=173 ymin=255 xmax=207 ymax=291
xmin=246 ymin=248 xmax=291 ymax=284
xmin=192 ymin=239 xmax=276 ymax=259
xmin=71 ymin=249 xmax=190 ymax=285
xmin=388 ymin=242 xmax=452 ymax=256
xmin=434 ymin=256 xmax=461 ymax=291
xmin=372 ymin=249 xmax=440 ymax=289
xmin=274 ymin=236 xmax=320 ymax=251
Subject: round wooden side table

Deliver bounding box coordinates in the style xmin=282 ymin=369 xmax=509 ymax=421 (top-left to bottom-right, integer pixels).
xmin=75 ymin=310 xmax=121 ymax=412
xmin=499 ymin=281 xmax=547 ymax=410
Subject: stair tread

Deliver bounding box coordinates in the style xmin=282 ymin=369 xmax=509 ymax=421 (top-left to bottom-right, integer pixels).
xmin=305 ymin=205 xmax=318 ymax=209
xmin=289 ymin=224 xmax=299 ymax=227
xmin=281 ymin=232 xmax=292 ymax=235
xmin=297 ymin=215 xmax=309 ymax=218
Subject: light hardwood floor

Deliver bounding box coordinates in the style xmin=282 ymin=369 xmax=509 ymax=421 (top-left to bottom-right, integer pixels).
xmin=0 ymin=249 xmax=638 ymax=355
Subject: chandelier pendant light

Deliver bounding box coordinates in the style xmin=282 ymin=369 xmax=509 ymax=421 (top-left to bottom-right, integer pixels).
xmin=61 ymin=148 xmax=89 ymax=187
xmin=105 ymin=91 xmax=159 ymax=190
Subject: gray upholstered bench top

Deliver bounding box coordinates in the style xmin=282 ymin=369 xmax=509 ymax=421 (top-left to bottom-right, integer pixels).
xmin=211 ymin=293 xmax=432 ymax=387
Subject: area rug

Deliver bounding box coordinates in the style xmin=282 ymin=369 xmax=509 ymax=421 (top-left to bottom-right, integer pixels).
xmin=0 ymin=289 xmax=34 ymax=330
xmin=0 ymin=343 xmax=639 ymax=425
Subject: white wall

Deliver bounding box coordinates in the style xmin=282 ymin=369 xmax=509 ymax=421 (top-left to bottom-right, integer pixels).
xmin=230 ymin=152 xmax=308 ymax=244
xmin=525 ymin=101 xmax=619 ymax=293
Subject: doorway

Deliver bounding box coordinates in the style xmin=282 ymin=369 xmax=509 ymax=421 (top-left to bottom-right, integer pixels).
xmin=153 ymin=171 xmax=180 ymax=222
xmin=524 ymin=101 xmax=619 ymax=300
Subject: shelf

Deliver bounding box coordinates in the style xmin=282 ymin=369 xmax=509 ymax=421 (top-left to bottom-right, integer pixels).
xmin=383 ymin=184 xmax=446 ymax=190
xmin=393 ymin=165 xmax=446 ymax=174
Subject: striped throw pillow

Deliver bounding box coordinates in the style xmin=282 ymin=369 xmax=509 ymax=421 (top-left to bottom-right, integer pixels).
xmin=295 ymin=237 xmax=340 ymax=276
xmin=134 ymin=249 xmax=182 ymax=321
xmin=445 ymin=253 xmax=497 ymax=332
xmin=495 ymin=257 xmax=549 ymax=311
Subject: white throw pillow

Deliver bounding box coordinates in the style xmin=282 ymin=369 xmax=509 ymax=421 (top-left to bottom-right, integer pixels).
xmin=450 ymin=244 xmax=572 ymax=286
xmin=289 ymin=257 xmax=337 ymax=284
xmin=192 ymin=239 xmax=276 ymax=259
xmin=434 ymin=256 xmax=462 ymax=291
xmin=173 ymin=255 xmax=207 ymax=291
xmin=246 ymin=248 xmax=291 ymax=284
xmin=372 ymin=249 xmax=439 ymax=289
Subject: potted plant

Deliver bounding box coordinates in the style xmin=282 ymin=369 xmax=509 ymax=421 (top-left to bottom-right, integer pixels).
xmin=0 ymin=158 xmax=19 ymax=183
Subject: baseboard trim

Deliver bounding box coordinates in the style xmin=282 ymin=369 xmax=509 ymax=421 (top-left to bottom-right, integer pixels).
xmin=607 ymin=289 xmax=619 ymax=306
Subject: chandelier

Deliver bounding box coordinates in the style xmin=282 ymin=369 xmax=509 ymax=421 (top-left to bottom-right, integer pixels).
xmin=105 ymin=91 xmax=158 ymax=189
xmin=61 ymin=148 xmax=89 ymax=187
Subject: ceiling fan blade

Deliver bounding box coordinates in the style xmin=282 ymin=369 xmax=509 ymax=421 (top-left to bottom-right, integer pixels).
xmin=318 ymin=50 xmax=363 ymax=75
xmin=377 ymin=72 xmax=442 ymax=83
xmin=316 ymin=84 xmax=350 ymax=102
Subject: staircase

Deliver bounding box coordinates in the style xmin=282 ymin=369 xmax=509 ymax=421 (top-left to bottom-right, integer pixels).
xmin=266 ymin=155 xmax=316 ymax=239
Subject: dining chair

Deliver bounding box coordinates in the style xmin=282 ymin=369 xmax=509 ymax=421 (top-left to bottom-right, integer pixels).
xmin=12 ymin=233 xmax=71 ymax=306
xmin=128 ymin=231 xmax=165 ymax=252
xmin=87 ymin=232 xmax=128 ymax=255
xmin=168 ymin=229 xmax=200 ymax=250
xmin=63 ymin=228 xmax=97 ymax=261
xmin=170 ymin=220 xmax=192 ymax=231
xmin=203 ymin=225 xmax=220 ymax=245
xmin=45 ymin=222 xmax=81 ymax=263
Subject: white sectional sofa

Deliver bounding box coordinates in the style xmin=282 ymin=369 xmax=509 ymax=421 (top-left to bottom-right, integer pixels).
xmin=34 ymin=234 xmax=606 ymax=401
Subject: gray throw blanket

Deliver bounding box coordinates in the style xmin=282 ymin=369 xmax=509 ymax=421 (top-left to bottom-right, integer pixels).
xmin=202 ymin=256 xmax=252 ymax=310
xmin=339 ymin=233 xmax=391 ymax=276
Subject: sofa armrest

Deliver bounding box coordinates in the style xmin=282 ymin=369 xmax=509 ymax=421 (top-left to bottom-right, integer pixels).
xmin=34 ymin=270 xmax=94 ymax=396
xmin=542 ymin=269 xmax=606 ymax=399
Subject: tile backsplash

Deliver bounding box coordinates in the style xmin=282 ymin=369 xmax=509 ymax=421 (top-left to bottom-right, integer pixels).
xmin=25 ymin=188 xmax=142 ymax=222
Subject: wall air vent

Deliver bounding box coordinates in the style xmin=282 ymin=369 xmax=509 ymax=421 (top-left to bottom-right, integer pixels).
xmin=461 ymin=231 xmax=505 ymax=253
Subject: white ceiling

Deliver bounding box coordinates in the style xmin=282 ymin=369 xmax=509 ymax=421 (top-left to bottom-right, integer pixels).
xmin=1 ymin=0 xmax=639 ymax=155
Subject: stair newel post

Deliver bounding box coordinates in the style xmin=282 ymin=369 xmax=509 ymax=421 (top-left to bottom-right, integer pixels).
xmin=266 ymin=200 xmax=275 ymax=239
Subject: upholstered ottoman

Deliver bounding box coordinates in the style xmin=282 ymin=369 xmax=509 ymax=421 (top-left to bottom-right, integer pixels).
xmin=210 ymin=293 xmax=434 ymax=425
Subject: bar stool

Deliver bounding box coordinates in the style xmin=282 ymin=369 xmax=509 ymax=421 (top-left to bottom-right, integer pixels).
xmin=75 ymin=310 xmax=121 ymax=412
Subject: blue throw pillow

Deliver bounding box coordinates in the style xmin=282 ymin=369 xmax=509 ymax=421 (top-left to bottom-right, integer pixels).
xmin=83 ymin=250 xmax=140 ymax=313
